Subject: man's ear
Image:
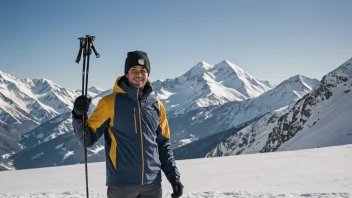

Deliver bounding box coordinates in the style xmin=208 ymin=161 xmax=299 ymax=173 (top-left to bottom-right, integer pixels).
xmin=125 ymin=73 xmax=129 ymax=79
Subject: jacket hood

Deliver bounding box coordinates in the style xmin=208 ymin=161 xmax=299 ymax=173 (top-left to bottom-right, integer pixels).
xmin=113 ymin=76 xmax=127 ymax=93
xmin=113 ymin=76 xmax=153 ymax=94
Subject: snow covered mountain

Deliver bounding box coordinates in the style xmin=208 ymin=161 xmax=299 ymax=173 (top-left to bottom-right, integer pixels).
xmin=0 ymin=70 xmax=103 ymax=138
xmin=7 ymin=73 xmax=318 ymax=169
xmin=10 ymin=131 xmax=105 ymax=170
xmin=19 ymin=112 xmax=73 ymax=149
xmin=0 ymin=59 xmax=319 ymax=170
xmin=206 ymin=58 xmax=352 ymax=157
xmin=0 ymin=133 xmax=22 ymax=171
xmin=0 ymin=70 xmax=105 ymax=167
xmin=168 ymin=74 xmax=319 ymax=148
xmin=0 ymin=133 xmax=22 ymax=156
xmin=173 ymin=116 xmax=261 ymax=160
xmin=87 ymin=86 xmax=104 ymax=97
xmin=2 ymin=59 xmax=276 ymax=170
xmin=152 ymin=60 xmax=275 ymax=116
xmin=8 ymin=111 xmax=106 ymax=170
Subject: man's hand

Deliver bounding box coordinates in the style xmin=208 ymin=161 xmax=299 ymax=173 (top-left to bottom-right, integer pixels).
xmin=171 ymin=180 xmax=183 ymax=198
xmin=73 ymin=95 xmax=91 ymax=117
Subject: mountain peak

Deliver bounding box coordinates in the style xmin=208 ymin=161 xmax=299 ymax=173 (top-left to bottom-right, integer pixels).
xmin=37 ymin=78 xmax=54 ymax=84
xmin=0 ymin=70 xmax=8 ymax=76
xmin=154 ymin=79 xmax=164 ymax=83
xmin=220 ymin=59 xmax=232 ymax=64
xmin=32 ymin=78 xmax=59 ymax=91
xmin=88 ymin=86 xmax=103 ymax=93
xmin=287 ymin=74 xmax=318 ymax=83
xmin=0 ymin=70 xmax=18 ymax=82
xmin=332 ymin=57 xmax=352 ymax=77
xmin=275 ymin=74 xmax=319 ymax=93
xmin=183 ymin=61 xmax=213 ymax=79
xmin=195 ymin=61 xmax=212 ymax=69
xmin=320 ymin=57 xmax=352 ymax=86
xmin=289 ymin=74 xmax=306 ymax=81
xmin=213 ymin=60 xmax=245 ymax=74
xmin=87 ymin=86 xmax=104 ymax=97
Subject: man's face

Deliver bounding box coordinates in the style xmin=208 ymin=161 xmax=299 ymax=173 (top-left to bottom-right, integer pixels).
xmin=126 ymin=66 xmax=148 ymax=88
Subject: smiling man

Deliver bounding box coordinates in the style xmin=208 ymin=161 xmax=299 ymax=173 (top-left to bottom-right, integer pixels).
xmin=71 ymin=51 xmax=183 ymax=198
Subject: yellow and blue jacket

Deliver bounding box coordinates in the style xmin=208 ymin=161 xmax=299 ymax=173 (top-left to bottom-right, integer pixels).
xmin=72 ymin=76 xmax=180 ymax=186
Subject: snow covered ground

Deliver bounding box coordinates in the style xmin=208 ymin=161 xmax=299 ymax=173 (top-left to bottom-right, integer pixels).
xmin=0 ymin=145 xmax=351 ymax=197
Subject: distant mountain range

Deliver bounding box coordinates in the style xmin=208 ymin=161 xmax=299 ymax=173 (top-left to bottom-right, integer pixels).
xmin=206 ymin=58 xmax=352 ymax=157
xmin=168 ymin=74 xmax=319 ymax=148
xmin=1 ymin=58 xmax=351 ymax=171
xmin=152 ymin=60 xmax=275 ymax=117
xmin=0 ymin=70 xmax=103 ymax=139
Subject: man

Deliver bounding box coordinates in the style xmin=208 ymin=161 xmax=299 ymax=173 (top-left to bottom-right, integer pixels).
xmin=72 ymin=51 xmax=183 ymax=198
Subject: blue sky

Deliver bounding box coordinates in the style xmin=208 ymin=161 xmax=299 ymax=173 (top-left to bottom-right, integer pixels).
xmin=0 ymin=0 xmax=351 ymax=90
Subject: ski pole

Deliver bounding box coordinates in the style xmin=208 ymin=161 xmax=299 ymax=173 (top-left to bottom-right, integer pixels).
xmin=75 ymin=35 xmax=100 ymax=198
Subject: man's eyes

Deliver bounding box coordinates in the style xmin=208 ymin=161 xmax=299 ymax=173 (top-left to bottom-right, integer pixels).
xmin=131 ymin=70 xmax=147 ymax=74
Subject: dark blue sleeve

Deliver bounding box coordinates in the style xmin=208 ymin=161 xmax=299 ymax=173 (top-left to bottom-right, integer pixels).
xmin=72 ymin=113 xmax=110 ymax=147
xmin=156 ymin=125 xmax=180 ymax=184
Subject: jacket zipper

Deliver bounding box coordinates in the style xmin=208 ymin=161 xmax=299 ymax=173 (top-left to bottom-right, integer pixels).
xmin=133 ymin=108 xmax=137 ymax=134
xmin=137 ymin=88 xmax=145 ymax=185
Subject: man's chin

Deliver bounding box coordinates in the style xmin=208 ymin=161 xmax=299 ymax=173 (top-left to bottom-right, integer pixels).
xmin=131 ymin=83 xmax=144 ymax=88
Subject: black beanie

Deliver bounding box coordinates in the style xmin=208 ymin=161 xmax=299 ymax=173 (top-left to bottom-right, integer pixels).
xmin=124 ymin=51 xmax=150 ymax=75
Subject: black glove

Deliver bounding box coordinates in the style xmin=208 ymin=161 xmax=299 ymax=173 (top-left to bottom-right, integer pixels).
xmin=72 ymin=95 xmax=91 ymax=118
xmin=171 ymin=180 xmax=183 ymax=198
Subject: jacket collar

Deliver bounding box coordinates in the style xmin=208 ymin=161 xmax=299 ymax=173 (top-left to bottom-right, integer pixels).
xmin=113 ymin=76 xmax=153 ymax=101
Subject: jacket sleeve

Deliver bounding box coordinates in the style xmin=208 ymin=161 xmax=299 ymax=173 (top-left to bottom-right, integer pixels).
xmin=72 ymin=98 xmax=111 ymax=148
xmin=156 ymin=100 xmax=180 ymax=183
